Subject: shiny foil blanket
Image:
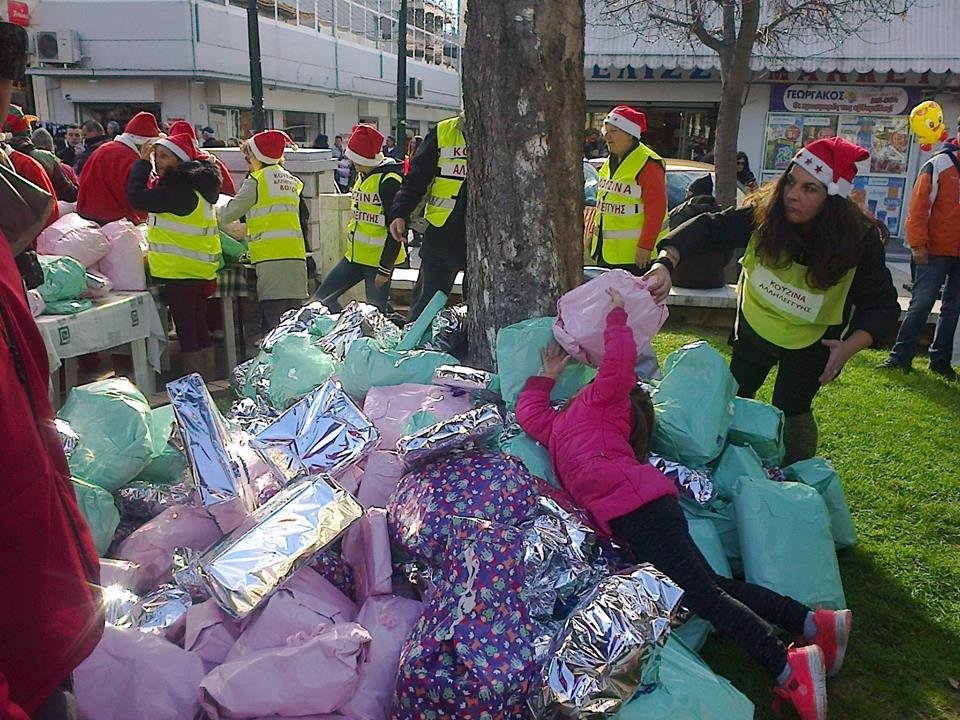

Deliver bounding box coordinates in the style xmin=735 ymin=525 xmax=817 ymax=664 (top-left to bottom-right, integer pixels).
xmin=199 ymin=476 xmax=362 ymax=618
xmin=167 ymin=373 xmax=281 ymax=511
xmin=648 ymin=453 xmax=714 ymax=506
xmin=253 ymin=380 xmax=380 ymax=482
xmin=259 ymin=301 xmax=336 ymax=352
xmin=533 ymin=565 xmax=684 ymax=719
xmin=395 ymin=404 xmax=503 ymax=469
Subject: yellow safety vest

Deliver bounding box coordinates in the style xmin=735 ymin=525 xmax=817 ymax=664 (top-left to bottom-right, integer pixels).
xmin=346 ymin=164 xmax=407 ymax=268
xmin=245 ymin=165 xmax=306 ymax=263
xmin=147 ymin=192 xmax=221 ymax=280
xmin=592 ymin=143 xmax=667 ymax=265
xmin=423 ymin=116 xmax=466 ymax=228
xmin=740 ymin=232 xmax=856 ymax=349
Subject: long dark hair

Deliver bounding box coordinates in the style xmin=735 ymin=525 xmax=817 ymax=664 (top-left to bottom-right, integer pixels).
xmin=750 ymin=164 xmax=876 ymax=290
xmin=629 ymin=387 xmax=656 ymax=462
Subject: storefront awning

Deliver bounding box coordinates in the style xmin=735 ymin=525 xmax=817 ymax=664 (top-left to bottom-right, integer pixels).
xmin=586 ymin=1 xmax=959 ymax=76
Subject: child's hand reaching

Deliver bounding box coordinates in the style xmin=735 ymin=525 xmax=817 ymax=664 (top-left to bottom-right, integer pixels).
xmin=540 ymin=340 xmax=570 ymax=380
xmin=606 ymin=286 xmax=626 ymax=309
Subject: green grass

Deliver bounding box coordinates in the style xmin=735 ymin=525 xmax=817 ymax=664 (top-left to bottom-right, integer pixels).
xmin=650 ymin=323 xmax=960 ymax=720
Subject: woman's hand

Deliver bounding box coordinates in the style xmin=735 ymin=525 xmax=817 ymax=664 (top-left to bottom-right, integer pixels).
xmin=606 ymin=286 xmax=625 ymax=309
xmin=642 ymin=263 xmax=673 ymax=304
xmin=540 ymin=340 xmax=570 ymax=380
xmin=819 ymin=339 xmax=855 ymax=385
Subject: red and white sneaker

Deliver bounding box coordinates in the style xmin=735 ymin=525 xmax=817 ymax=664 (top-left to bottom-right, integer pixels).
xmin=773 ymin=645 xmax=828 ymax=720
xmin=808 ymin=608 xmax=852 ymax=677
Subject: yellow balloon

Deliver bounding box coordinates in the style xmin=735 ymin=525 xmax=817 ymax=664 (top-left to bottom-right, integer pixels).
xmin=909 ymin=100 xmax=947 ymax=151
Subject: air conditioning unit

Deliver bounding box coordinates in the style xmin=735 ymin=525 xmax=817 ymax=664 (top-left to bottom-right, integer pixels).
xmin=33 ymin=30 xmax=82 ymax=65
xmin=407 ymin=77 xmax=423 ymax=100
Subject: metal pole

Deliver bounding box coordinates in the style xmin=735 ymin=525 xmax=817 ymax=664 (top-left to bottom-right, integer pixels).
xmin=396 ymin=0 xmax=407 ymax=144
xmin=247 ymin=0 xmax=267 ymax=132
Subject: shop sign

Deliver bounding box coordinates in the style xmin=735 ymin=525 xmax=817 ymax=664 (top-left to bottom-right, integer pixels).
xmin=7 ymin=0 xmax=30 ymax=25
xmin=770 ymin=84 xmax=922 ymax=115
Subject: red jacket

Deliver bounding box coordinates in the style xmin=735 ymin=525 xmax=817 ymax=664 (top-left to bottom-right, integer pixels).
xmin=9 ymin=150 xmax=59 ymax=228
xmin=76 ymin=139 xmax=145 ymax=225
xmin=516 ymin=307 xmax=677 ymax=535
xmin=0 ymin=236 xmax=102 ymax=718
xmin=212 ymin=154 xmax=236 ymax=196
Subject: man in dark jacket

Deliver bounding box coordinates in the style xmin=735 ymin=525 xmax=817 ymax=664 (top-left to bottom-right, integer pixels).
xmin=387 ymin=118 xmax=466 ymax=321
xmin=667 ymin=174 xmax=729 ymax=289
xmin=72 ymin=120 xmax=110 ymax=175
xmin=58 ymin=124 xmax=82 ymax=167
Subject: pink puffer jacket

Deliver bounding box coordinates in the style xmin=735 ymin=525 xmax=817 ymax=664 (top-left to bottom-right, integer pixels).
xmin=516 ymin=307 xmax=677 ymax=535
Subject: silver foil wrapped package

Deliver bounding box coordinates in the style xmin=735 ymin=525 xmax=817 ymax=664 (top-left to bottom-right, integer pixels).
xmin=260 ymin=301 xmax=334 ymax=352
xmin=167 ymin=373 xmax=282 ymax=512
xmin=253 ymin=380 xmax=380 ymax=482
xmin=115 ymin=478 xmax=194 ymax=521
xmin=317 ymin=302 xmax=366 ymax=360
xmin=230 ymin=396 xmax=280 ymax=435
xmin=533 ymin=564 xmax=684 ymax=720
xmin=55 ymin=418 xmax=79 ymax=458
xmin=648 ymin=453 xmax=714 ymax=506
xmin=199 ymin=475 xmax=362 ymax=618
xmin=101 ymin=583 xmax=140 ymax=627
xmin=126 ymin=583 xmax=192 ymax=636
xmin=396 ymin=404 xmax=503 ymax=468
xmin=422 ymin=304 xmax=467 ymax=353
xmin=358 ymin=302 xmax=403 ymax=349
xmin=231 ymin=358 xmax=255 ymax=396
xmin=173 ymin=546 xmax=209 ymax=600
xmin=431 ymin=364 xmax=494 ymax=391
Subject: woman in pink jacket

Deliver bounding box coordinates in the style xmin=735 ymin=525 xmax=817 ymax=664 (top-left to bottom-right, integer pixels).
xmin=516 ymin=288 xmax=850 ymax=720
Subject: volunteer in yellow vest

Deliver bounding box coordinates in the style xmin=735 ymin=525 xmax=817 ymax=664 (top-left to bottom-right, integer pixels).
xmin=645 ymin=137 xmax=899 ymax=463
xmin=218 ymin=129 xmax=309 ymax=329
xmin=127 ymin=132 xmax=223 ymax=378
xmin=315 ymin=124 xmax=405 ymax=312
xmin=388 ymin=115 xmax=467 ymax=321
xmin=591 ymin=105 xmax=668 ymax=273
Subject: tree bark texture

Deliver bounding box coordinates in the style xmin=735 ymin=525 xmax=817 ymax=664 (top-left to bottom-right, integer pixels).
xmin=463 ymin=1 xmax=586 ymax=369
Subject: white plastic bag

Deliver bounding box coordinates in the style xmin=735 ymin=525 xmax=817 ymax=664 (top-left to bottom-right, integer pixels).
xmin=36 ymin=214 xmax=110 ymax=267
xmin=99 ymin=220 xmax=147 ymax=291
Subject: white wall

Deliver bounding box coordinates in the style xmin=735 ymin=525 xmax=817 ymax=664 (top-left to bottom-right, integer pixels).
xmin=737 ymin=83 xmax=771 ymax=171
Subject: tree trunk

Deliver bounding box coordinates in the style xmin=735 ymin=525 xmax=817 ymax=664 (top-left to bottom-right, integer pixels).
xmin=462 ymin=1 xmax=586 ymax=369
xmin=714 ymin=51 xmax=750 ymax=210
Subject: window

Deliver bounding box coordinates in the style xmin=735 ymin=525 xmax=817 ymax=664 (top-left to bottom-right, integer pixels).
xmin=284 ymin=111 xmax=326 ymax=144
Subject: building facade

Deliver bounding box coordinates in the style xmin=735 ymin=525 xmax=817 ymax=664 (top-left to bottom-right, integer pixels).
xmin=25 ymin=0 xmax=462 ymax=143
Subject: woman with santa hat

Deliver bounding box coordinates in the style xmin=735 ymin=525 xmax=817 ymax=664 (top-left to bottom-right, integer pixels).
xmin=646 ymin=137 xmax=898 ymax=468
xmin=127 ymin=132 xmax=223 ymax=378
xmin=167 ymin=120 xmax=237 ymax=196
xmin=217 ymin=129 xmax=310 ymax=329
xmin=313 ymin=123 xmax=405 ymax=313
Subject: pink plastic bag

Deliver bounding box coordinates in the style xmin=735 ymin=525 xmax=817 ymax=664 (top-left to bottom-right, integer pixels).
xmin=199 ymin=624 xmax=371 ymax=719
xmin=339 ymin=463 xmax=364 ymax=495
xmin=116 ymin=504 xmax=223 ymax=591
xmin=74 ymin=625 xmax=205 ymax=720
xmin=81 ymin=268 xmax=114 ymax=298
xmin=99 ymin=220 xmax=147 ymax=291
xmin=185 ymin=599 xmax=242 ymax=672
xmin=227 ymin=567 xmax=358 ymax=660
xmin=362 ymin=383 xmax=474 ymax=450
xmin=99 ymin=558 xmax=147 ymax=593
xmin=341 ymin=508 xmax=393 ymax=606
xmin=357 ymin=452 xmax=405 ymax=509
xmin=553 ymin=268 xmax=669 ymax=367
xmin=340 ymin=596 xmax=423 ymax=720
xmin=36 ymin=214 xmax=110 ymax=268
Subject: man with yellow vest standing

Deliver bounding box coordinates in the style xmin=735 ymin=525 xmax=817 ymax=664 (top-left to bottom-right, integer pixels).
xmin=314 ymin=124 xmax=405 ymax=313
xmin=127 ymin=132 xmax=223 ymax=377
xmin=218 ymin=129 xmax=309 ymax=329
xmin=592 ymin=106 xmax=668 ymax=274
xmin=388 ymin=115 xmax=466 ymax=321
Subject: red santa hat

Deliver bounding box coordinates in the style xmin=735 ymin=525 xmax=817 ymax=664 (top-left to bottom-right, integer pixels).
xmin=345 ymin=124 xmax=385 ymax=165
xmin=603 ymin=105 xmax=647 ymax=139
xmin=249 ymin=129 xmax=295 ymax=164
xmin=155 ymin=133 xmax=205 ymax=163
xmin=124 ymin=112 xmax=162 ymax=141
xmin=168 ymin=120 xmax=197 ymax=141
xmin=792 ymin=136 xmax=870 ymax=198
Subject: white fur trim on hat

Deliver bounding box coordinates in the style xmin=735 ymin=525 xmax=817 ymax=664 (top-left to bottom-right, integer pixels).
xmin=249 ymin=140 xmax=281 ymax=165
xmin=792 ymin=147 xmax=853 ymax=198
xmin=344 ymin=146 xmax=384 ymax=166
xmin=155 ymin=137 xmax=190 ymax=162
xmin=604 ymin=111 xmax=643 ymax=139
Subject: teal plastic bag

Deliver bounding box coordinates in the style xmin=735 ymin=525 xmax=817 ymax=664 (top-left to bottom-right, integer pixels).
xmin=397 ymin=290 xmax=447 ymax=351
xmin=711 ymin=443 xmax=766 ymax=500
xmin=341 ymin=337 xmax=456 ymax=400
xmin=783 ymin=458 xmax=857 ymax=549
xmin=37 ymin=255 xmax=86 ymax=302
xmin=136 ymin=405 xmax=188 ymax=485
xmin=674 ymin=516 xmax=733 ymax=651
xmin=218 ymin=231 xmax=247 ymax=265
xmin=43 ymin=298 xmax=93 ymax=315
xmin=728 ymin=397 xmax=785 ymax=466
xmin=734 ymin=477 xmax=846 ymax=609
xmin=401 ymin=410 xmax=440 ymax=437
xmin=268 ymin=333 xmax=338 ymax=409
xmin=72 ymin=478 xmax=120 ymax=555
xmin=496 ymin=430 xmax=557 ymax=487
xmin=59 ymin=378 xmax=154 ymax=492
xmin=651 ymin=341 xmax=737 ymax=467
xmin=309 ymin=314 xmax=339 ymax=340
xmin=614 ymin=636 xmax=754 ymax=720
xmin=681 ymin=497 xmax=741 ymax=576
xmin=496 ymin=317 xmax=597 ymax=409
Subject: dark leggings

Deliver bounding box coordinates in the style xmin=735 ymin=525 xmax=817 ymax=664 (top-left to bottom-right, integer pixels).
xmin=162 ymin=279 xmax=212 ymax=352
xmin=611 ymin=497 xmax=809 ymax=677
xmin=729 ymin=322 xmax=831 ymax=417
